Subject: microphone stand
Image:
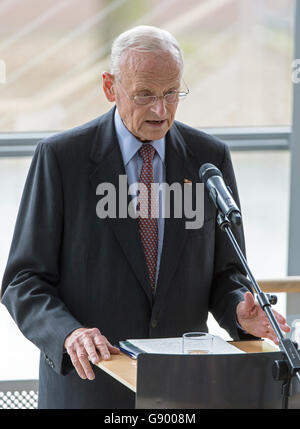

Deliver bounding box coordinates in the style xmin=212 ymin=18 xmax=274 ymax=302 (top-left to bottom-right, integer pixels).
xmin=217 ymin=212 xmax=300 ymax=409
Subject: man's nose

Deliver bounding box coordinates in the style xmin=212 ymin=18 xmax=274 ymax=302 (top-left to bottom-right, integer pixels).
xmin=149 ymin=97 xmax=167 ymax=116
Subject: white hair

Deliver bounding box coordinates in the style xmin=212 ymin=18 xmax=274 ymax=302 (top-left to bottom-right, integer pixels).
xmin=110 ymin=25 xmax=184 ymax=77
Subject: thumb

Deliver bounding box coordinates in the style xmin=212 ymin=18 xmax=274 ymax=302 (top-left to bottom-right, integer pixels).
xmin=243 ymin=291 xmax=256 ymax=312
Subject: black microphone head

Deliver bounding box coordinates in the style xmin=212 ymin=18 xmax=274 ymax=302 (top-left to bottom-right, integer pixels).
xmin=199 ymin=163 xmax=222 ymax=183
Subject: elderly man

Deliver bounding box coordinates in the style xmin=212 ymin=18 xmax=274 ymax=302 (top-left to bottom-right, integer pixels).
xmin=1 ymin=25 xmax=289 ymax=409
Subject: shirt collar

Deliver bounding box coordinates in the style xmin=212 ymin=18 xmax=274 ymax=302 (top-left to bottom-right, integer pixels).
xmin=114 ymin=108 xmax=165 ymax=166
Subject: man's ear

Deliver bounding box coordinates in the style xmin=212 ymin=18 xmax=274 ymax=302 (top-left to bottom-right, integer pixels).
xmin=102 ymin=72 xmax=115 ymax=102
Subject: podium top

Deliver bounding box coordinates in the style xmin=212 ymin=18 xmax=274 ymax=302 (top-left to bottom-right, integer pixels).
xmin=96 ymin=340 xmax=278 ymax=393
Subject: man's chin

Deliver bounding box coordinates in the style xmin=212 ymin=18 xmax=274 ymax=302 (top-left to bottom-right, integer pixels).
xmin=139 ymin=122 xmax=170 ymax=141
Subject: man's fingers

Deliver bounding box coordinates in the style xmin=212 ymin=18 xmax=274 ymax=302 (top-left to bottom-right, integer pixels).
xmin=77 ymin=345 xmax=95 ymax=380
xmin=274 ymin=309 xmax=286 ymax=323
xmin=65 ymin=336 xmax=97 ymax=379
xmin=265 ymin=310 xmax=290 ymax=336
xmin=281 ymin=324 xmax=291 ymax=333
xmin=93 ymin=334 xmax=120 ymax=360
xmin=273 ymin=309 xmax=291 ymax=332
xmin=264 ymin=320 xmax=289 ymax=345
xmin=84 ymin=337 xmax=100 ymax=364
xmin=68 ymin=348 xmax=88 ymax=380
xmin=93 ymin=333 xmax=111 ymax=360
xmin=108 ymin=343 xmax=121 ymax=355
xmin=64 ymin=327 xmax=119 ymax=379
xmin=86 ymin=349 xmax=100 ymax=365
xmin=237 ymin=292 xmax=291 ymax=343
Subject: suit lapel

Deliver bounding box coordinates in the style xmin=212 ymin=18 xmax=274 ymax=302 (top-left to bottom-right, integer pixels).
xmin=88 ymin=107 xmax=153 ymax=305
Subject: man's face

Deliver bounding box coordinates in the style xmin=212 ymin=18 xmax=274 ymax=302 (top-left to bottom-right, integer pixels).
xmin=103 ymin=50 xmax=182 ymax=141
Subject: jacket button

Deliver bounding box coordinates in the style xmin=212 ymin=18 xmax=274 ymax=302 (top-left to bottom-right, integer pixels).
xmin=151 ymin=319 xmax=158 ymax=328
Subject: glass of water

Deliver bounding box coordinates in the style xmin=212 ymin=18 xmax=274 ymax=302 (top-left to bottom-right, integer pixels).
xmin=182 ymin=332 xmax=215 ymax=354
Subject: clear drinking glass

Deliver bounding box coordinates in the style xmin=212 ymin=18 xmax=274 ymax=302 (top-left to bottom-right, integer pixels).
xmin=182 ymin=332 xmax=215 ymax=354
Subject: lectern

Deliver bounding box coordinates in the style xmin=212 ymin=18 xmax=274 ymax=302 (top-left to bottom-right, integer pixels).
xmin=136 ymin=351 xmax=300 ymax=408
xmin=97 ymin=341 xmax=300 ymax=409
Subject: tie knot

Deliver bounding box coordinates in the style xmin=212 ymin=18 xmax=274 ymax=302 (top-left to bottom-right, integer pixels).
xmin=139 ymin=143 xmax=156 ymax=163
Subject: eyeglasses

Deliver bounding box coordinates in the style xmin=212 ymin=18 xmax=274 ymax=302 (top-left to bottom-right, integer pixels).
xmin=134 ymin=89 xmax=189 ymax=105
xmin=119 ymin=82 xmax=189 ymax=106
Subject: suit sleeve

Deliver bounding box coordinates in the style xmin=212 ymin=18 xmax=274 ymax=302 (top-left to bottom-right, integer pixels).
xmin=1 ymin=141 xmax=83 ymax=375
xmin=208 ymin=143 xmax=258 ymax=340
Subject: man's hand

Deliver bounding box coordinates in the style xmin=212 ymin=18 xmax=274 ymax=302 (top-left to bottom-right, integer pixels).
xmin=236 ymin=292 xmax=290 ymax=345
xmin=64 ymin=327 xmax=120 ymax=380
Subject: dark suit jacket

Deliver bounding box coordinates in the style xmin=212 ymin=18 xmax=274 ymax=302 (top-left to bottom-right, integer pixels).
xmin=1 ymin=106 xmax=254 ymax=409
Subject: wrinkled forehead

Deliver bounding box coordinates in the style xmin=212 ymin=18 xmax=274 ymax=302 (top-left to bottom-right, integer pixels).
xmin=118 ymin=50 xmax=182 ymax=89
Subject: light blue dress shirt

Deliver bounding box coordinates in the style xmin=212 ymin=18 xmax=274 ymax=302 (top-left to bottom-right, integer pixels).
xmin=114 ymin=108 xmax=165 ymax=289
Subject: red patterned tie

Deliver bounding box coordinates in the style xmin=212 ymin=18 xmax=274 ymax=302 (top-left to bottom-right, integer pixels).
xmin=137 ymin=144 xmax=158 ymax=292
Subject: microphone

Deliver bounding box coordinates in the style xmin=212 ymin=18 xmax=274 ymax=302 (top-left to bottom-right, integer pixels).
xmin=199 ymin=163 xmax=242 ymax=226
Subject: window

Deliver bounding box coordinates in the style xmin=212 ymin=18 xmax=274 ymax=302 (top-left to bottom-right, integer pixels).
xmin=0 ymin=0 xmax=295 ymax=132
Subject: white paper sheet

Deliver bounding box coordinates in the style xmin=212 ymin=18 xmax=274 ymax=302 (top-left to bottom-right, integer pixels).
xmin=127 ymin=336 xmax=245 ymax=355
